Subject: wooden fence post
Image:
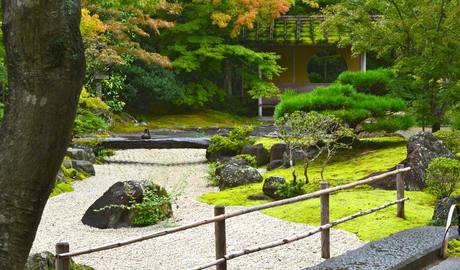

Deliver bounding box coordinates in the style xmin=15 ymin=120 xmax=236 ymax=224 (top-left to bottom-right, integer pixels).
xmin=215 ymin=206 xmax=227 ymax=270
xmin=320 ymin=182 xmax=330 ymax=259
xmin=55 ymin=242 xmax=70 ymax=270
xmin=396 ymin=164 xmax=405 ymax=218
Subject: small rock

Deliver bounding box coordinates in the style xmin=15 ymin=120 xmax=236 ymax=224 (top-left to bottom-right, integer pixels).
xmin=241 ymin=144 xmax=270 ymax=166
xmin=267 ymin=160 xmax=284 ymax=171
xmin=270 ymin=143 xmax=287 ymax=162
xmin=72 ymin=160 xmax=95 ymax=176
xmin=263 ymin=176 xmax=286 ymax=199
xmin=432 ymin=195 xmax=460 ymax=221
xmin=67 ymin=146 xmax=96 ymax=163
xmin=217 ymin=163 xmax=263 ymax=190
xmin=248 ymin=194 xmax=272 ymax=200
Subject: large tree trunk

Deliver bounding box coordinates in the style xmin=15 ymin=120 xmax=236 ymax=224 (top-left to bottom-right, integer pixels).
xmin=0 ymin=1 xmax=84 ymax=269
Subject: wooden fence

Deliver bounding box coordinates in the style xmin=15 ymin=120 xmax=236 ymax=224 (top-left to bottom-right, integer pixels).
xmin=55 ymin=165 xmax=411 ymax=270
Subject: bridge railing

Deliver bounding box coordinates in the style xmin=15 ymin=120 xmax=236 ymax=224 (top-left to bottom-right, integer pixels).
xmin=55 ymin=165 xmax=410 ymax=270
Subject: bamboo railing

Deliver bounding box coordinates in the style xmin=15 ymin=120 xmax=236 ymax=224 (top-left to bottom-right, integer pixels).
xmin=55 ymin=165 xmax=410 ymax=270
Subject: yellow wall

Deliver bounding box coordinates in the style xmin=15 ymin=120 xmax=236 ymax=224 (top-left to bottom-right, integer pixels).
xmin=255 ymin=45 xmax=362 ymax=85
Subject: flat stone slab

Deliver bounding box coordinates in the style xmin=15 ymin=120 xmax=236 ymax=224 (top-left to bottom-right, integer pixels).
xmin=303 ymin=226 xmax=459 ymax=270
xmin=100 ymin=137 xmax=210 ymax=149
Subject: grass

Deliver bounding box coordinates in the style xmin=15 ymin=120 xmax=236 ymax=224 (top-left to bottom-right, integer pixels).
xmin=449 ymin=239 xmax=460 ymax=256
xmin=112 ymin=110 xmax=261 ymax=133
xmin=50 ymin=182 xmax=74 ymax=197
xmin=198 ymin=136 xmax=439 ymax=241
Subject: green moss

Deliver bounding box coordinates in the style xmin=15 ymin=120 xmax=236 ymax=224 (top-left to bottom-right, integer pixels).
xmin=448 ymin=239 xmax=460 ymax=256
xmin=197 ymin=136 xmax=436 ymax=241
xmin=255 ymin=137 xmax=283 ymax=151
xmin=112 ymin=110 xmax=261 ymax=133
xmin=50 ymin=182 xmax=74 ymax=197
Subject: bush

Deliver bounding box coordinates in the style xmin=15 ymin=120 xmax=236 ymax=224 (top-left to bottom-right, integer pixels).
xmin=236 ymin=154 xmax=257 ymax=167
xmin=74 ymin=109 xmax=109 ymax=135
xmin=274 ymin=84 xmax=409 ymax=131
xmin=336 ymin=69 xmax=394 ymax=96
xmin=79 ymin=87 xmax=111 ymax=111
xmin=207 ymin=162 xmax=222 ymax=186
xmin=434 ymin=130 xmax=460 ymax=154
xmin=274 ymin=181 xmax=306 ymax=199
xmin=363 ymin=115 xmax=416 ymax=133
xmin=207 ymin=126 xmax=255 ymax=154
xmin=425 ymin=157 xmax=460 ymax=199
xmin=130 ymin=186 xmax=172 ymax=226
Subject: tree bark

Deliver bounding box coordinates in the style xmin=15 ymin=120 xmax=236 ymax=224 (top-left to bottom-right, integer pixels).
xmin=0 ymin=1 xmax=85 ymax=269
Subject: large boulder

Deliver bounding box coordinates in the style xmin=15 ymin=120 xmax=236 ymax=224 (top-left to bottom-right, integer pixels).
xmin=270 ymin=143 xmax=287 ymax=162
xmin=82 ymin=181 xmax=172 ymax=229
xmin=267 ymin=160 xmax=284 ymax=171
xmin=370 ymin=132 xmax=456 ymax=190
xmin=217 ymin=163 xmax=263 ymax=190
xmin=432 ymin=195 xmax=460 ymax=222
xmin=68 ymin=144 xmax=96 ymax=163
xmin=25 ymin=252 xmax=94 ymax=270
xmin=241 ymin=144 xmax=270 ymax=166
xmin=263 ymin=176 xmax=286 ymax=200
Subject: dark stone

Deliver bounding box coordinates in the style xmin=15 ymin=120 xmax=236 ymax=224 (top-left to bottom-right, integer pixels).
xmin=248 ymin=194 xmax=272 ymax=200
xmin=263 ymin=176 xmax=286 ymax=199
xmin=66 ymin=147 xmax=96 ymax=163
xmin=56 ymin=169 xmax=67 ymax=183
xmin=25 ymin=251 xmax=94 ymax=270
xmin=72 ymin=160 xmax=96 ymax=176
xmin=270 ymin=143 xmax=287 ymax=162
xmin=241 ymin=144 xmax=270 ymax=166
xmin=267 ymin=160 xmax=284 ymax=171
xmin=63 ymin=159 xmax=73 ymax=169
xmin=303 ymin=226 xmax=459 ymax=270
xmin=217 ymin=163 xmax=263 ymax=190
xmin=370 ymin=132 xmax=456 ymax=191
xmin=222 ymin=157 xmax=251 ymax=166
xmin=432 ymin=196 xmax=460 ymax=221
xmin=101 ymin=137 xmax=210 ymax=150
xmin=81 ymin=181 xmax=172 ymax=229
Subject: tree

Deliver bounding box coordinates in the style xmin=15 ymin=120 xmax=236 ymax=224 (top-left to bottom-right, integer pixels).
xmin=321 ymin=0 xmax=460 ymax=132
xmin=0 ymin=1 xmax=85 ymax=268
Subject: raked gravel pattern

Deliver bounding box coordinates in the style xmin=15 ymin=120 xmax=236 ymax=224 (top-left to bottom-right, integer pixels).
xmin=31 ymin=149 xmax=364 ymax=270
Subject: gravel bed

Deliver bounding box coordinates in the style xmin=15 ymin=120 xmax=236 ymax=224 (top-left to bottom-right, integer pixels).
xmin=31 ymin=149 xmax=364 ymax=270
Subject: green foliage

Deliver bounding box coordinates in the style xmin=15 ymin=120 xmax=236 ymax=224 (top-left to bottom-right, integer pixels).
xmin=236 ymin=154 xmax=257 ymax=167
xmin=274 ymin=84 xmax=408 ymax=131
xmin=79 ymin=88 xmax=111 ymax=111
xmin=362 ymin=115 xmax=415 ymax=133
xmin=130 ymin=186 xmax=172 ymax=226
xmin=74 ymin=109 xmax=109 ymax=135
xmin=322 ymin=0 xmax=460 ymax=131
xmin=177 ymin=80 xmax=225 ymax=109
xmin=208 ymin=126 xmax=255 ymax=154
xmin=100 ymin=74 xmax=126 ymax=112
xmin=336 ymin=69 xmax=395 ymax=96
xmin=0 ymin=102 xmax=3 ymax=121
xmin=449 ymin=239 xmax=460 ymax=257
xmin=274 ymin=181 xmax=306 ymax=199
xmin=425 ymin=157 xmax=460 ymax=199
xmin=434 ymin=130 xmax=460 ymax=155
xmin=207 ymin=162 xmax=222 ymax=186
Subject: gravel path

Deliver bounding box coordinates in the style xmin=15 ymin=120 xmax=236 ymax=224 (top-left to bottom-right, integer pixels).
xmin=31 ymin=149 xmax=364 ymax=270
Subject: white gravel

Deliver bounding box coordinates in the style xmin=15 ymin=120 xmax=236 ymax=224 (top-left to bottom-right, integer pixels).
xmin=31 ymin=149 xmax=364 ymax=270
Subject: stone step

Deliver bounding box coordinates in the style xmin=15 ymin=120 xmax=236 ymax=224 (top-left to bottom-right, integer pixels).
xmin=303 ymin=226 xmax=459 ymax=270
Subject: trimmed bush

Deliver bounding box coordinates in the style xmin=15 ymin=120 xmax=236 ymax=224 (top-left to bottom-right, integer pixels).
xmin=274 ymin=84 xmax=408 ymax=131
xmin=274 ymin=181 xmax=306 ymax=199
xmin=363 ymin=115 xmax=416 ymax=133
xmin=207 ymin=126 xmax=255 ymax=154
xmin=434 ymin=130 xmax=460 ymax=155
xmin=336 ymin=69 xmax=394 ymax=96
xmin=425 ymin=157 xmax=460 ymax=199
xmin=74 ymin=109 xmax=109 ymax=135
xmin=236 ymin=154 xmax=257 ymax=167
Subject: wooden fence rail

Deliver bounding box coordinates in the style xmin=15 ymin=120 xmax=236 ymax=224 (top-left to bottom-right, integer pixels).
xmin=55 ymin=166 xmax=410 ymax=270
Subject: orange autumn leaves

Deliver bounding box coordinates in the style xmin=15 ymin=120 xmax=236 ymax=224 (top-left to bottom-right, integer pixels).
xmin=210 ymin=0 xmax=291 ymax=36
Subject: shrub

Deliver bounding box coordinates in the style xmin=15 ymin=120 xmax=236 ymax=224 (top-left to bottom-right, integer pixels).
xmin=363 ymin=115 xmax=416 ymax=133
xmin=425 ymin=157 xmax=460 ymax=199
xmin=207 ymin=162 xmax=222 ymax=186
xmin=74 ymin=109 xmax=109 ymax=135
xmin=274 ymin=181 xmax=306 ymax=199
xmin=130 ymin=186 xmax=172 ymax=226
xmin=448 ymin=239 xmax=460 ymax=256
xmin=207 ymin=126 xmax=255 ymax=154
xmin=274 ymin=84 xmax=408 ymax=131
xmin=79 ymin=87 xmax=111 ymax=111
xmin=336 ymin=69 xmax=394 ymax=96
xmin=434 ymin=130 xmax=460 ymax=154
xmin=236 ymin=154 xmax=257 ymax=167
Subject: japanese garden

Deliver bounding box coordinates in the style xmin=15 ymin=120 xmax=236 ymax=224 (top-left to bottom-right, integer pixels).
xmin=1 ymin=0 xmax=460 ymax=270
